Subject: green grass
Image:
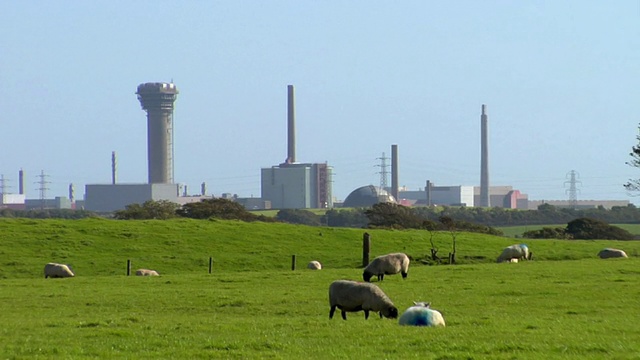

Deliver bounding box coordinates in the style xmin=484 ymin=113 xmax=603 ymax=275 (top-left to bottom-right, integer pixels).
xmin=1 ymin=218 xmax=639 ymax=359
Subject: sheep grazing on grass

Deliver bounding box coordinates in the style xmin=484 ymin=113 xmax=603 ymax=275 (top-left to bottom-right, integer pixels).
xmin=329 ymin=280 xmax=398 ymax=320
xmin=399 ymin=301 xmax=446 ymax=327
xmin=497 ymin=244 xmax=531 ymax=263
xmin=363 ymin=252 xmax=410 ymax=282
xmin=44 ymin=263 xmax=75 ymax=278
xmin=598 ymin=248 xmax=628 ymax=259
xmin=135 ymin=269 xmax=160 ymax=276
xmin=307 ymin=261 xmax=322 ymax=270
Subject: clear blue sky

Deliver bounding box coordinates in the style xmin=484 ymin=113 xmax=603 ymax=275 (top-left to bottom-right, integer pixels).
xmin=2 ymin=1 xmax=639 ymax=204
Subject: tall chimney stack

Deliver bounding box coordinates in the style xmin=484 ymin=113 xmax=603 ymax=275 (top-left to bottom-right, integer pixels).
xmin=287 ymin=85 xmax=296 ymax=163
xmin=111 ymin=151 xmax=117 ymax=185
xmin=18 ymin=169 xmax=24 ymax=195
xmin=391 ymin=144 xmax=399 ymax=201
xmin=480 ymin=104 xmax=490 ymax=207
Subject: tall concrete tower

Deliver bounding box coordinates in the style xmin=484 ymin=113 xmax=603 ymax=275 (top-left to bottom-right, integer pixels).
xmin=391 ymin=144 xmax=399 ymax=201
xmin=136 ymin=82 xmax=179 ymax=184
xmin=479 ymin=104 xmax=490 ymax=207
xmin=287 ymin=85 xmax=296 ymax=164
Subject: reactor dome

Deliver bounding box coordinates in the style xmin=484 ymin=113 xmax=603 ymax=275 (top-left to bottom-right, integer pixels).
xmin=343 ymin=185 xmax=397 ymax=208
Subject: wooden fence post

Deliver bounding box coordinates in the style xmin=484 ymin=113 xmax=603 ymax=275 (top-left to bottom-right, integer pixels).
xmin=126 ymin=259 xmax=131 ymax=276
xmin=291 ymin=255 xmax=296 ymax=271
xmin=362 ymin=232 xmax=370 ymax=267
xmin=209 ymin=257 xmax=213 ymax=274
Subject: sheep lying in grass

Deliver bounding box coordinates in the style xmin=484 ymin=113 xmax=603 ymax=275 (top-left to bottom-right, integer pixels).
xmin=44 ymin=263 xmax=75 ymax=278
xmin=135 ymin=269 xmax=159 ymax=276
xmin=307 ymin=261 xmax=322 ymax=270
xmin=497 ymin=244 xmax=531 ymax=263
xmin=329 ymin=280 xmax=398 ymax=320
xmin=398 ymin=302 xmax=446 ymax=327
xmin=598 ymin=248 xmax=628 ymax=259
xmin=363 ymin=252 xmax=410 ymax=282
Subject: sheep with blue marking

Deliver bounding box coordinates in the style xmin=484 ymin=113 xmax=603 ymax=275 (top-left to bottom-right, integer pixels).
xmin=497 ymin=244 xmax=531 ymax=263
xmin=398 ymin=302 xmax=446 ymax=327
xmin=44 ymin=263 xmax=75 ymax=278
xmin=329 ymin=280 xmax=398 ymax=320
xmin=363 ymin=252 xmax=410 ymax=282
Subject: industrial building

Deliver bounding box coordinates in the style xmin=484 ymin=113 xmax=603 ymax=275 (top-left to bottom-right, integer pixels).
xmin=260 ymin=85 xmax=333 ymax=209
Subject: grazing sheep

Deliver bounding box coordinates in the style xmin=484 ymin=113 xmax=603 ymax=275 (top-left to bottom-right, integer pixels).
xmin=44 ymin=263 xmax=75 ymax=278
xmin=135 ymin=269 xmax=160 ymax=276
xmin=307 ymin=260 xmax=322 ymax=270
xmin=399 ymin=302 xmax=446 ymax=327
xmin=497 ymin=244 xmax=531 ymax=263
xmin=363 ymin=252 xmax=410 ymax=282
xmin=598 ymin=248 xmax=628 ymax=259
xmin=329 ymin=280 xmax=398 ymax=320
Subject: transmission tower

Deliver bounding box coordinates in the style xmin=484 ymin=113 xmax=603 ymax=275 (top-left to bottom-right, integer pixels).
xmin=376 ymin=152 xmax=390 ymax=191
xmin=564 ymin=170 xmax=581 ymax=209
xmin=36 ymin=170 xmax=50 ymax=209
xmin=0 ymin=174 xmax=10 ymax=194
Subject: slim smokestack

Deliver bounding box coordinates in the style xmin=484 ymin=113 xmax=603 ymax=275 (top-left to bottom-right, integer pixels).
xmin=69 ymin=183 xmax=75 ymax=202
xmin=111 ymin=151 xmax=117 ymax=185
xmin=136 ymin=82 xmax=179 ymax=184
xmin=480 ymin=104 xmax=490 ymax=207
xmin=426 ymin=180 xmax=432 ymax=206
xmin=18 ymin=169 xmax=24 ymax=195
xmin=391 ymin=144 xmax=399 ymax=201
xmin=287 ymin=85 xmax=296 ymax=163
xmin=201 ymin=182 xmax=207 ymax=196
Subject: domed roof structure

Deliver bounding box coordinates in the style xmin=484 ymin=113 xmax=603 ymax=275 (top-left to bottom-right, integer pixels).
xmin=343 ymin=185 xmax=397 ymax=208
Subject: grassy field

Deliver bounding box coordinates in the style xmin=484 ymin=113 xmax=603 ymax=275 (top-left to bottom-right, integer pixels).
xmin=1 ymin=218 xmax=639 ymax=359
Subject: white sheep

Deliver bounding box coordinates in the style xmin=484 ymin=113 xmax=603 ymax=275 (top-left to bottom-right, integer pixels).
xmin=307 ymin=261 xmax=322 ymax=270
xmin=329 ymin=280 xmax=398 ymax=320
xmin=363 ymin=252 xmax=410 ymax=282
xmin=44 ymin=263 xmax=75 ymax=278
xmin=398 ymin=301 xmax=446 ymax=327
xmin=497 ymin=244 xmax=531 ymax=263
xmin=598 ymin=248 xmax=628 ymax=259
xmin=135 ymin=269 xmax=160 ymax=276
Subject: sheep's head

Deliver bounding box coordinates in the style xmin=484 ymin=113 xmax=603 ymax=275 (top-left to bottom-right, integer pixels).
xmin=383 ymin=306 xmax=398 ymax=319
xmin=362 ymin=270 xmax=374 ymax=282
xmin=412 ymin=301 xmax=431 ymax=308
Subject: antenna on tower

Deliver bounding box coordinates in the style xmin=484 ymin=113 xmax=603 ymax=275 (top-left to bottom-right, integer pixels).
xmin=564 ymin=170 xmax=581 ymax=209
xmin=35 ymin=170 xmax=50 ymax=209
xmin=375 ymin=152 xmax=390 ymax=191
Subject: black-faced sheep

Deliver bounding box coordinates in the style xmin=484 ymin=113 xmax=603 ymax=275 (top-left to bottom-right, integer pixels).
xmin=135 ymin=269 xmax=160 ymax=276
xmin=398 ymin=301 xmax=446 ymax=327
xmin=363 ymin=252 xmax=410 ymax=282
xmin=497 ymin=244 xmax=531 ymax=263
xmin=44 ymin=263 xmax=75 ymax=278
xmin=329 ymin=280 xmax=398 ymax=320
xmin=598 ymin=248 xmax=628 ymax=259
xmin=307 ymin=261 xmax=322 ymax=270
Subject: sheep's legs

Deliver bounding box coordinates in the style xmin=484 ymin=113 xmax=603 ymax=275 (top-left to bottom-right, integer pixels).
xmin=329 ymin=306 xmax=336 ymax=319
xmin=341 ymin=310 xmax=347 ymax=320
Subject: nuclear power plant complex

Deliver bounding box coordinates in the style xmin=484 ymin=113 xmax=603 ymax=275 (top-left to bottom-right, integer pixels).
xmin=0 ymin=82 xmax=630 ymax=212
